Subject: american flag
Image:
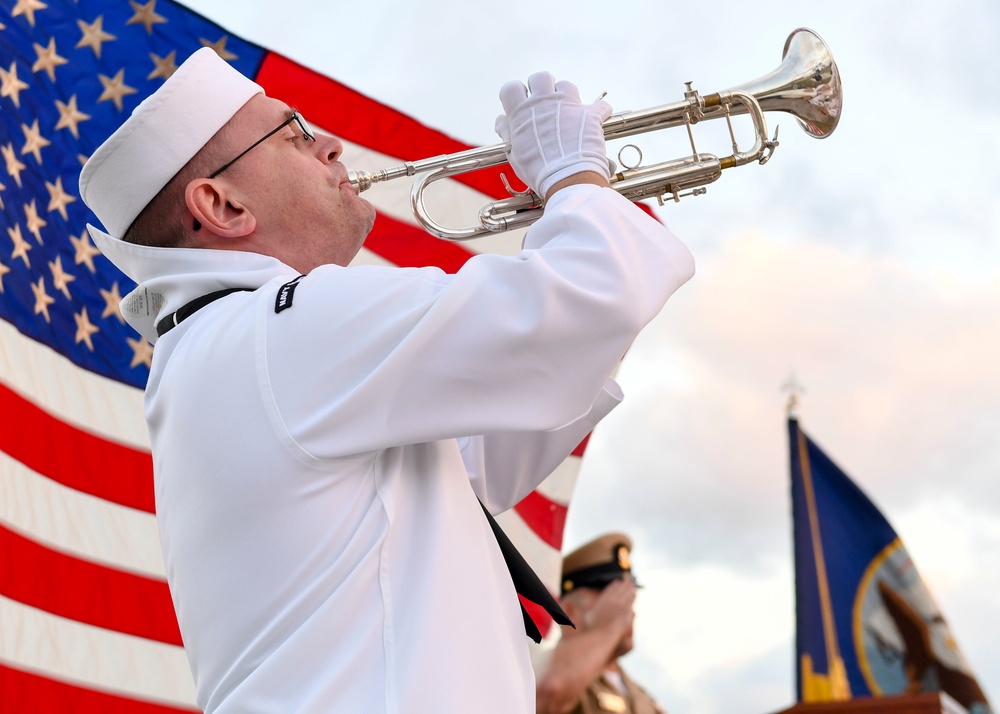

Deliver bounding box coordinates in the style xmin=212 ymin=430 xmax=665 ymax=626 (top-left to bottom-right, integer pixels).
xmin=0 ymin=0 xmax=582 ymax=709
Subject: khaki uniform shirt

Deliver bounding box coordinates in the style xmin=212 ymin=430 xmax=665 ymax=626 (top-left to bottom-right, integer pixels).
xmin=569 ymin=668 xmax=665 ymax=714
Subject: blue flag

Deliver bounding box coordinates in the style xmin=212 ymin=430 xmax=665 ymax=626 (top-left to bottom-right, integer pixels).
xmin=789 ymin=417 xmax=991 ymax=713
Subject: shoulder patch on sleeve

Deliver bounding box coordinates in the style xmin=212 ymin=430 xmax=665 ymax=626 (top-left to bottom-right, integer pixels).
xmin=274 ymin=274 xmax=307 ymax=314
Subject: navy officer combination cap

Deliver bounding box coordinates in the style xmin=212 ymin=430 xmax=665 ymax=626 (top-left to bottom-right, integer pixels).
xmin=561 ymin=533 xmax=638 ymax=595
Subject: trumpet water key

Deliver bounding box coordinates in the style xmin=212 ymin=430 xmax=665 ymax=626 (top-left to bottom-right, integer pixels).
xmin=348 ymin=27 xmax=842 ymax=242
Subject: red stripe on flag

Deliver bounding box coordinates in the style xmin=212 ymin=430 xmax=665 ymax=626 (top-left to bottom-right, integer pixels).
xmin=513 ymin=490 xmax=569 ymax=551
xmin=0 ymin=524 xmax=181 ymax=646
xmin=0 ymin=662 xmax=197 ymax=714
xmin=0 ymin=383 xmax=154 ymax=513
xmin=571 ymin=434 xmax=590 ymax=458
xmin=365 ymin=213 xmax=475 ymax=273
xmin=254 ymin=52 xmax=512 ymax=200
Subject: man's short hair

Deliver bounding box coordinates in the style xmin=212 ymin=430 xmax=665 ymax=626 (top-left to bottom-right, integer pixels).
xmin=122 ymin=137 xmax=232 ymax=248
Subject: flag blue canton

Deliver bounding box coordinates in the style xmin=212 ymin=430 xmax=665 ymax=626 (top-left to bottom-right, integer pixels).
xmin=0 ymin=0 xmax=265 ymax=389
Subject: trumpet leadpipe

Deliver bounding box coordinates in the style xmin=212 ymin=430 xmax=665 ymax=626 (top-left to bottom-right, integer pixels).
xmin=349 ymin=143 xmax=512 ymax=192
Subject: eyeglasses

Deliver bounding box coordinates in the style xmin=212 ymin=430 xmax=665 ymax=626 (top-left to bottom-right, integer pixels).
xmin=208 ymin=111 xmax=316 ymax=178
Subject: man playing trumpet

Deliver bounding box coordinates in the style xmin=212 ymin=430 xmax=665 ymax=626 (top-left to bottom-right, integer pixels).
xmin=79 ymin=48 xmax=694 ymax=713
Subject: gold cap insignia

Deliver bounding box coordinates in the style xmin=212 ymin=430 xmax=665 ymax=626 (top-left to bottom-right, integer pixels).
xmin=616 ymin=544 xmax=631 ymax=571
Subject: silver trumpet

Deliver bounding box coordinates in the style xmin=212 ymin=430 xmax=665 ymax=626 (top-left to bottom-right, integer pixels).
xmin=348 ymin=27 xmax=842 ymax=242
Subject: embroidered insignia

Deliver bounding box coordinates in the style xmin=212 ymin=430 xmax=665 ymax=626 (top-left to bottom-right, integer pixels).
xmin=274 ymin=274 xmax=306 ymax=314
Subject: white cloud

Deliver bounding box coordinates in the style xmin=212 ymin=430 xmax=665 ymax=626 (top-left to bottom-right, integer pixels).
xmin=618 ymin=562 xmax=795 ymax=714
xmin=569 ymin=226 xmax=1000 ymax=708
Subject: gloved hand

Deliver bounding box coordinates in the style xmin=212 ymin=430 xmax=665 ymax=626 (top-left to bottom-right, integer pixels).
xmin=495 ymin=72 xmax=613 ymax=199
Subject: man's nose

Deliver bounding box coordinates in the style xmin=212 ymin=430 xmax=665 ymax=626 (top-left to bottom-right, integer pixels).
xmin=315 ymin=133 xmax=343 ymax=163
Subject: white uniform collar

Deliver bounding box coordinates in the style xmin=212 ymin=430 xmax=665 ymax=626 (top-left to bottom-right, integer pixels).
xmin=89 ymin=224 xmax=299 ymax=345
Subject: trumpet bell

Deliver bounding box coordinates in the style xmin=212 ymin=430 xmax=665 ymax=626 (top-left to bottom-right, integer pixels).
xmin=727 ymin=27 xmax=843 ymax=139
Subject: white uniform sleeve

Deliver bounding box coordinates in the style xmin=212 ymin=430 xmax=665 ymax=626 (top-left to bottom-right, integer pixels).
xmin=262 ymin=185 xmax=694 ymax=460
xmin=461 ymin=379 xmax=623 ymax=513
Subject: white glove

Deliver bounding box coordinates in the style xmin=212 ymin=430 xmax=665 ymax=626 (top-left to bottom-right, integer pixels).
xmin=494 ymin=72 xmax=612 ymax=198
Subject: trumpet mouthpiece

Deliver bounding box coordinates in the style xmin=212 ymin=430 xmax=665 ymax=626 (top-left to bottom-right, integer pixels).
xmin=348 ymin=170 xmax=374 ymax=192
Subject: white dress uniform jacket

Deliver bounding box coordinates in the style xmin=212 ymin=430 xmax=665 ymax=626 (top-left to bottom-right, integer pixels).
xmin=93 ymin=185 xmax=695 ymax=714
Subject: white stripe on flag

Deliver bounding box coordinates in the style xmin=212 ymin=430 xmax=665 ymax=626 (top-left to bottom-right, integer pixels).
xmin=0 ymin=319 xmax=150 ymax=451
xmin=533 ymin=454 xmax=581 ymax=505
xmin=0 ymin=595 xmax=196 ymax=709
xmin=0 ymin=451 xmax=164 ymax=579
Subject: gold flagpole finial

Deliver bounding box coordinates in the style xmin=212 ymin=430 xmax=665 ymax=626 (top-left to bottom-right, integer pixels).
xmin=782 ymin=370 xmax=806 ymax=418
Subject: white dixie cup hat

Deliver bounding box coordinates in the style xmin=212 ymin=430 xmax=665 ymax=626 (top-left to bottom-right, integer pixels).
xmin=78 ymin=47 xmax=263 ymax=240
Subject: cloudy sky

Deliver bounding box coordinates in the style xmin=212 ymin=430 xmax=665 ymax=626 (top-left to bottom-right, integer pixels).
xmin=182 ymin=1 xmax=1000 ymax=712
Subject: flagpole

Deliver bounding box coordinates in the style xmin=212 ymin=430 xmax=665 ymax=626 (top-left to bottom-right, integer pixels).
xmin=785 ymin=377 xmax=852 ymax=701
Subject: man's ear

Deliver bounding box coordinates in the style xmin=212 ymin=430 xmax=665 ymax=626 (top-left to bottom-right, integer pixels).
xmin=185 ymin=178 xmax=256 ymax=238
